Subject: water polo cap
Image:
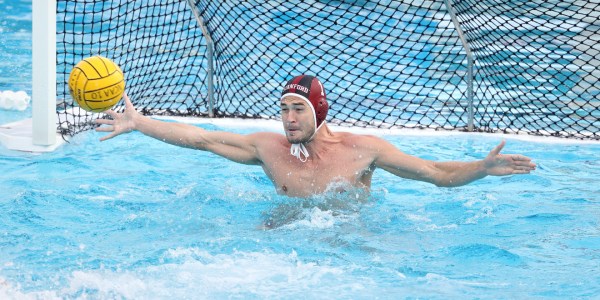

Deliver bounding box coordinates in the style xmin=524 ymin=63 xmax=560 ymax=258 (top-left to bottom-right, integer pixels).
xmin=280 ymin=75 xmax=329 ymax=162
xmin=280 ymin=75 xmax=328 ymax=129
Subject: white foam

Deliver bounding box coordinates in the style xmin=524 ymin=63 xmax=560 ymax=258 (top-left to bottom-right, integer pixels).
xmin=419 ymin=272 xmax=510 ymax=291
xmin=416 ymin=223 xmax=458 ymax=232
xmin=0 ymin=249 xmax=371 ymax=299
xmin=464 ymin=206 xmax=494 ymax=224
xmin=64 ymin=249 xmax=362 ymax=298
xmin=404 ymin=213 xmax=431 ymax=222
xmin=66 ymin=271 xmax=148 ymax=299
xmin=0 ymin=90 xmax=30 ymax=111
xmin=282 ymin=207 xmax=338 ymax=229
xmin=0 ymin=277 xmax=59 ymax=300
xmin=175 ymin=183 xmax=196 ymax=198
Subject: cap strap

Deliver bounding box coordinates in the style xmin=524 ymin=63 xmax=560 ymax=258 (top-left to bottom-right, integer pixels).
xmin=290 ymin=143 xmax=309 ymax=162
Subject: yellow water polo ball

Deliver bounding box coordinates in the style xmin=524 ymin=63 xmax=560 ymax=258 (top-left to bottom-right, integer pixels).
xmin=68 ymin=55 xmax=125 ymax=112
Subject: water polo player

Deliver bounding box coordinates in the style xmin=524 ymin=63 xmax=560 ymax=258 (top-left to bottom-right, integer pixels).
xmin=95 ymin=75 xmax=536 ymax=197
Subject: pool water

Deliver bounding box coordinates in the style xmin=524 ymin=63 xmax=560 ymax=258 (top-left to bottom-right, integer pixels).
xmin=2 ymin=0 xmax=600 ymax=298
xmin=1 ymin=125 xmax=599 ymax=298
xmin=0 ymin=0 xmax=32 ymax=125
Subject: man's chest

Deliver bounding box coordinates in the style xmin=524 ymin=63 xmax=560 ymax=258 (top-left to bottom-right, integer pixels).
xmin=262 ymin=152 xmax=374 ymax=196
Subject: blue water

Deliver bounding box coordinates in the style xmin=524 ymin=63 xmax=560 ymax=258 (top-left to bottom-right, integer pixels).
xmin=0 ymin=0 xmax=31 ymax=125
xmin=1 ymin=128 xmax=600 ymax=298
xmin=2 ymin=0 xmax=600 ymax=298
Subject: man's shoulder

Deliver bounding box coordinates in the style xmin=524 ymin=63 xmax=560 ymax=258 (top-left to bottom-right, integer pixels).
xmin=248 ymin=131 xmax=287 ymax=146
xmin=335 ymin=131 xmax=384 ymax=143
xmin=333 ymin=131 xmax=387 ymax=150
xmin=249 ymin=131 xmax=285 ymax=139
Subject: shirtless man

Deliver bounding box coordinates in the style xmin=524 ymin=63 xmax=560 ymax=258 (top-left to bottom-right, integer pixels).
xmin=96 ymin=75 xmax=536 ymax=198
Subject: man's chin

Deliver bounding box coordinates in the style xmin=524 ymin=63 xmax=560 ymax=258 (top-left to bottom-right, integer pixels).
xmin=287 ymin=138 xmax=304 ymax=144
xmin=286 ymin=135 xmax=309 ymax=144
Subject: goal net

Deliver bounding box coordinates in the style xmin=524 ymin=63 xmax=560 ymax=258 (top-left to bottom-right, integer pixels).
xmin=56 ymin=0 xmax=600 ymax=140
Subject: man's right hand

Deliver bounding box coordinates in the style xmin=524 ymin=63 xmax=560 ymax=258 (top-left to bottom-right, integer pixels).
xmin=95 ymin=92 xmax=139 ymax=141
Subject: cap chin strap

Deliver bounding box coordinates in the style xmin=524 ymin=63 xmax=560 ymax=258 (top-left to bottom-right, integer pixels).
xmin=290 ymin=143 xmax=309 ymax=162
xmin=290 ymin=121 xmax=325 ymax=162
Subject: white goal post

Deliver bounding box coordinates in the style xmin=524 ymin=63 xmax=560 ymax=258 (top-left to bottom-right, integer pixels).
xmin=0 ymin=0 xmax=63 ymax=152
xmin=32 ymin=0 xmax=58 ymax=147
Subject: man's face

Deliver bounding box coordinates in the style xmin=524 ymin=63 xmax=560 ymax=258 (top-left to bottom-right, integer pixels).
xmin=280 ymin=96 xmax=316 ymax=144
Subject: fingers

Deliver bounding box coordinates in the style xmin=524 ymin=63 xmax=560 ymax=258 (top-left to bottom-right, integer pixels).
xmin=103 ymin=109 xmax=119 ymax=119
xmin=94 ymin=92 xmax=133 ymax=142
xmin=508 ymin=154 xmax=536 ymax=168
xmin=510 ymin=154 xmax=524 ymax=161
xmin=513 ymin=163 xmax=536 ymax=174
xmin=94 ymin=118 xmax=114 ymax=125
xmin=124 ymin=92 xmax=134 ymax=109
xmin=99 ymin=132 xmax=117 ymax=142
xmin=512 ymin=169 xmax=532 ymax=174
xmin=510 ymin=155 xmax=531 ymax=164
xmin=94 ymin=112 xmax=116 ymax=136
xmin=491 ymin=140 xmax=506 ymax=156
xmin=95 ymin=125 xmax=113 ymax=132
xmin=509 ymin=159 xmax=536 ymax=174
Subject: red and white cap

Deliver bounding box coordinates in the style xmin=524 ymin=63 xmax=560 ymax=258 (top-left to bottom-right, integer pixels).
xmin=280 ymin=75 xmax=328 ymax=129
xmin=280 ymin=75 xmax=329 ymax=162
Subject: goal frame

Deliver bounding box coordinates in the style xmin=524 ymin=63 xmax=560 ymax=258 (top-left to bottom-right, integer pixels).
xmin=0 ymin=0 xmax=63 ymax=152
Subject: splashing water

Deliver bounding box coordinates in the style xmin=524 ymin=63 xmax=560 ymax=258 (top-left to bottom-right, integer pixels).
xmin=0 ymin=90 xmax=30 ymax=111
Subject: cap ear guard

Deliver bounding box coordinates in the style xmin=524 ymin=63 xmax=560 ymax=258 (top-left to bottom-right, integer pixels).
xmin=314 ymin=96 xmax=328 ymax=125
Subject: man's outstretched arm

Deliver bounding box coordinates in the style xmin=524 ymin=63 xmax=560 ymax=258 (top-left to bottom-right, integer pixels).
xmin=372 ymin=138 xmax=536 ymax=187
xmin=95 ymin=93 xmax=262 ymax=165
